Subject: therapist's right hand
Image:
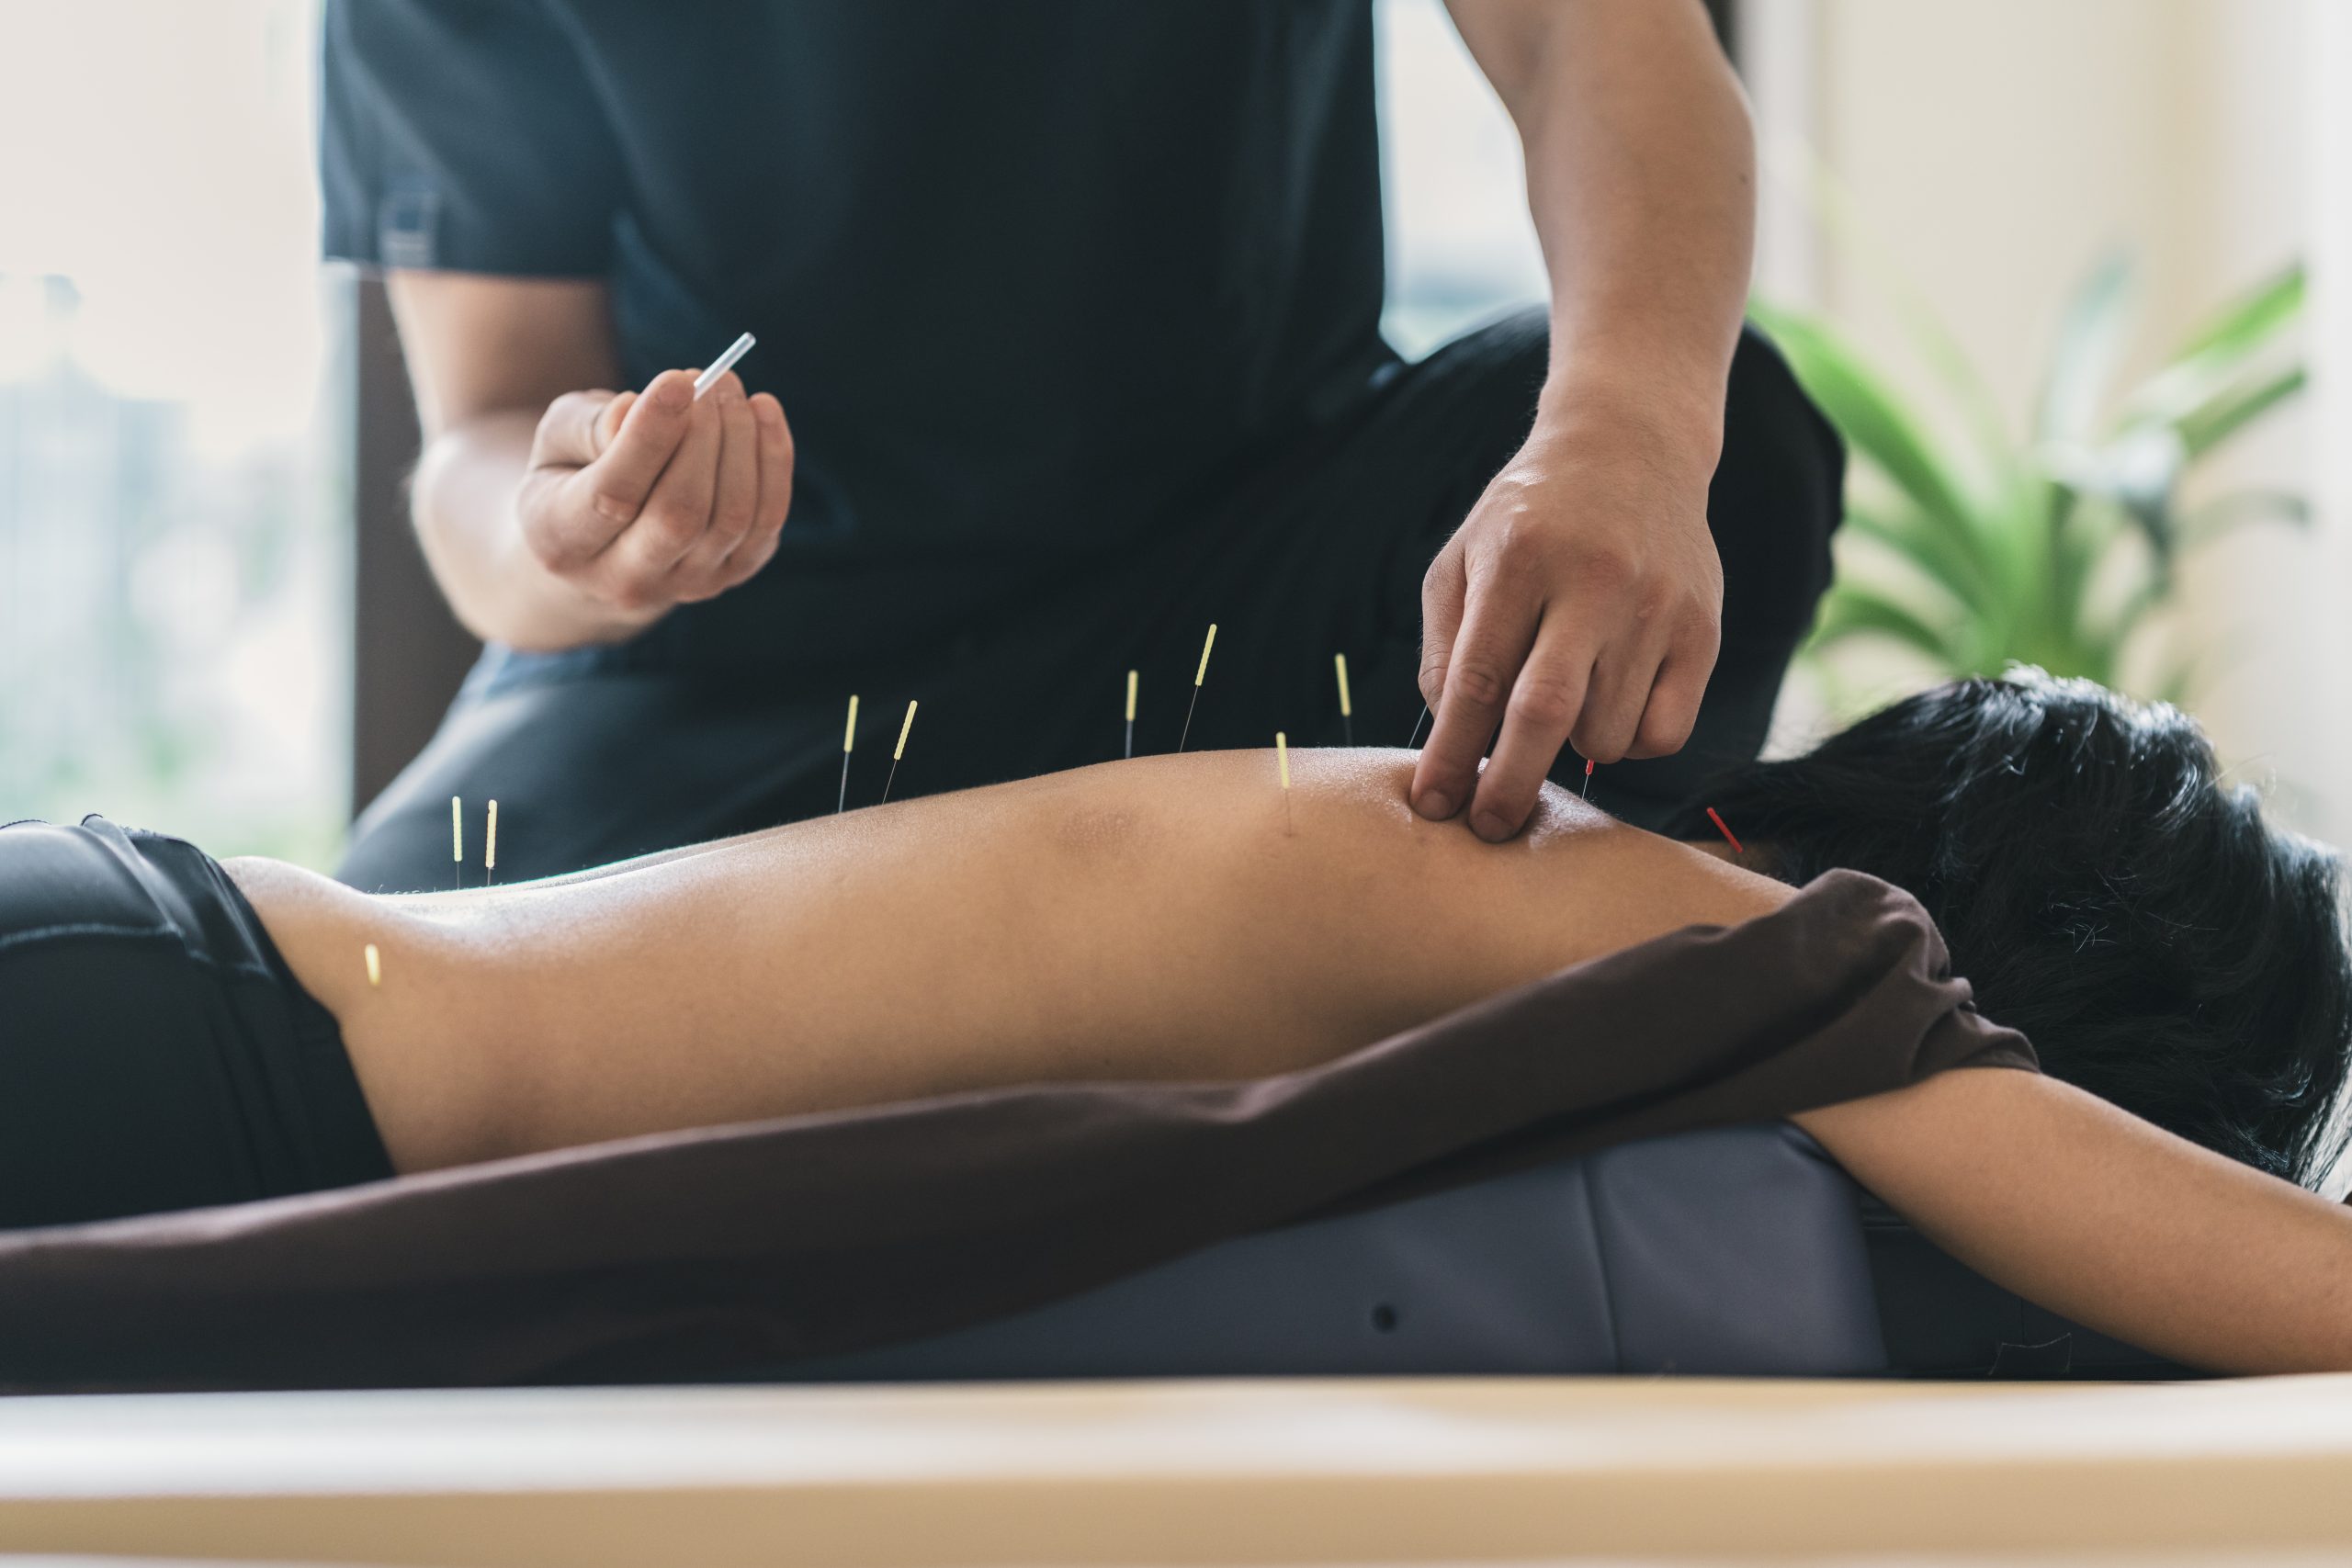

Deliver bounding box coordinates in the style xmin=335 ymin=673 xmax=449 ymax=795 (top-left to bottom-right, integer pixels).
xmin=515 ymin=367 xmax=794 ymax=629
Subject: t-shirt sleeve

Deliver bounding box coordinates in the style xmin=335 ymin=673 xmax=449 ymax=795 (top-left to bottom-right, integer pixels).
xmin=319 ymin=0 xmax=622 ymax=276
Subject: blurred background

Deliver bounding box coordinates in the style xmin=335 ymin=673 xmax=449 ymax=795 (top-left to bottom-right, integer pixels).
xmin=1 ymin=0 xmax=2345 ymax=868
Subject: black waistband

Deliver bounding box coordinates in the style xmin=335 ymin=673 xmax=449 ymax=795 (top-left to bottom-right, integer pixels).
xmin=0 ymin=817 xmax=393 ymax=1230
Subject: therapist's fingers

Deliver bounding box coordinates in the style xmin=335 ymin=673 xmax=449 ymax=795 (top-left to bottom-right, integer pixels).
xmin=1415 ymin=538 xmax=1468 ymax=719
xmin=529 ymin=389 xmax=616 ymax=472
xmin=1566 ymin=635 xmax=1668 ymax=772
xmin=590 ymin=389 xmax=637 ymax=455
xmin=671 ymin=376 xmax=760 ymax=598
xmin=578 ymin=369 xmax=698 ymax=525
xmin=594 ymin=389 xmax=721 ymax=604
xmin=1464 ymin=623 xmax=1596 ymax=841
xmin=717 ymin=392 xmax=794 ymax=588
xmin=523 ymin=390 xmax=622 ymax=566
xmin=1410 ymin=561 xmax=1538 ymax=823
xmin=524 ymin=371 xmax=696 ymax=571
xmin=1623 ymin=646 xmax=1713 ymax=762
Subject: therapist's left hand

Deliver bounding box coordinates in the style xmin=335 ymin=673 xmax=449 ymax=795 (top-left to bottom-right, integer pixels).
xmin=1410 ymin=400 xmax=1723 ymax=841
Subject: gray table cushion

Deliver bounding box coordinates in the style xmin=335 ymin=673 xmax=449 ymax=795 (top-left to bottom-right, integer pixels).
xmin=771 ymin=1122 xmax=1887 ymax=1382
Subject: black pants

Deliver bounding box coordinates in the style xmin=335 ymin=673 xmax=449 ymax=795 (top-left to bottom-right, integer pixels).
xmin=340 ymin=314 xmax=1843 ymax=891
xmin=0 ymin=817 xmax=393 ymax=1230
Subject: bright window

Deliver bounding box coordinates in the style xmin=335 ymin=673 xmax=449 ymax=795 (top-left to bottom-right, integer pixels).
xmin=0 ymin=0 xmax=346 ymax=865
xmin=1377 ymin=0 xmax=1550 ymax=357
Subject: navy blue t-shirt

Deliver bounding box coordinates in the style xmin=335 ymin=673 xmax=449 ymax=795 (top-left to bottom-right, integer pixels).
xmin=322 ymin=1 xmax=1395 ymax=670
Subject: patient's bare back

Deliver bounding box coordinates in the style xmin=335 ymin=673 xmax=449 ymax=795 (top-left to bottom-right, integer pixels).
xmin=239 ymin=749 xmax=1788 ymax=1171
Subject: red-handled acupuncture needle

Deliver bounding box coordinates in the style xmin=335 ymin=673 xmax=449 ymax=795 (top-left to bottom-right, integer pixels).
xmin=1706 ymin=806 xmax=1744 ymax=855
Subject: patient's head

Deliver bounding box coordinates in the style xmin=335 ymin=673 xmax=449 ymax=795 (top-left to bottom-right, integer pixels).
xmin=1677 ymin=670 xmax=2352 ymax=1185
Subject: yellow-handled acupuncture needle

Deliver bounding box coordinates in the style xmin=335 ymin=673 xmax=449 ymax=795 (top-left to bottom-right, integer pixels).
xmin=1124 ymin=669 xmax=1138 ymax=761
xmin=484 ymin=799 xmax=499 ymax=886
xmin=1177 ymin=623 xmax=1217 ymax=753
xmin=1334 ymin=652 xmax=1353 ymax=747
xmin=838 ymin=694 xmax=860 ymax=814
xmin=882 ymin=700 xmax=919 ymax=804
xmin=1276 ymin=730 xmax=1293 ymax=832
xmin=364 ymin=942 xmax=381 ymax=988
xmin=450 ymin=795 xmax=463 ymax=891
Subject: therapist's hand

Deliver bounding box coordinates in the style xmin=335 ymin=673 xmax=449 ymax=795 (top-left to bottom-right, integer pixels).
xmin=1410 ymin=402 xmax=1723 ymax=841
xmin=515 ymin=367 xmax=793 ymax=630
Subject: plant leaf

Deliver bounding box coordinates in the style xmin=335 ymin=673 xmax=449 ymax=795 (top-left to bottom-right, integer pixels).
xmin=1842 ymin=503 xmax=1999 ymax=617
xmin=1748 ymin=300 xmax=1983 ymax=541
xmin=1806 ymin=582 xmax=1965 ymax=671
xmin=2176 ymin=487 xmax=2311 ymax=550
xmin=2167 ymin=262 xmax=2303 ymax=363
xmin=2177 ymin=364 xmax=2305 ymax=459
xmin=2119 ymin=265 xmax=2303 ymax=432
xmin=2037 ymin=251 xmax=2137 ymax=445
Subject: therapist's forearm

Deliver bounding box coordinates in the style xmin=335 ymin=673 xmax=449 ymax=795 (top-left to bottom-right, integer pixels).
xmin=411 ymin=415 xmax=654 ymax=652
xmin=1472 ymin=0 xmax=1754 ymax=462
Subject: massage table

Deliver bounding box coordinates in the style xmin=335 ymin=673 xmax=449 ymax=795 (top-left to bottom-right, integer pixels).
xmin=7 ymin=1375 xmax=2352 ymax=1564
xmin=0 ymin=1125 xmax=2300 ymax=1566
xmin=771 ymin=1122 xmax=2182 ymax=1383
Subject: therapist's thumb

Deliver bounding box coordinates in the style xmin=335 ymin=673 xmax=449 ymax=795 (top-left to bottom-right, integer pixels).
xmin=533 ymin=389 xmax=625 ymax=472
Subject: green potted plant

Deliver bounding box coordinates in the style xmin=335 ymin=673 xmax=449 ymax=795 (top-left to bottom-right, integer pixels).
xmin=1752 ymin=254 xmax=2304 ymax=703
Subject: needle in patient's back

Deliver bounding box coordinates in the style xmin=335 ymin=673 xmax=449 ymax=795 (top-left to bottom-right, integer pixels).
xmin=1334 ymin=653 xmax=1353 ymax=746
xmin=1276 ymin=732 xmax=1293 ymax=830
xmin=838 ymin=694 xmax=860 ymax=814
xmin=1178 ymin=624 xmax=1216 ymax=753
xmin=883 ymin=701 xmax=919 ymax=804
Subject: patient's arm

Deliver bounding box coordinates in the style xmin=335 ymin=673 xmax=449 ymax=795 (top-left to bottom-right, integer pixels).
xmin=232 ymin=749 xmax=1783 ymax=1172
xmin=1794 ymin=1073 xmax=2352 ymax=1374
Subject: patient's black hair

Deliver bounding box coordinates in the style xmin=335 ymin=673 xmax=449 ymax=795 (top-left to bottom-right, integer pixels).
xmin=1670 ymin=670 xmax=2352 ymax=1187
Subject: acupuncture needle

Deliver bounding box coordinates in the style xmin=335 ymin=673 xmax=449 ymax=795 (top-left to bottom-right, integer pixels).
xmin=1276 ymin=731 xmax=1293 ymax=832
xmin=1707 ymin=806 xmax=1743 ymax=854
xmin=882 ymin=700 xmax=918 ymax=804
xmin=838 ymin=694 xmax=860 ymax=814
xmin=1177 ymin=624 xmax=1217 ymax=753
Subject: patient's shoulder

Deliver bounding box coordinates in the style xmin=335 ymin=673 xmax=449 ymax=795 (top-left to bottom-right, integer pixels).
xmin=1293 ymin=749 xmax=1791 ymax=965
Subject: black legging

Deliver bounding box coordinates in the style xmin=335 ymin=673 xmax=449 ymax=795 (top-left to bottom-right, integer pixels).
xmin=0 ymin=817 xmax=391 ymax=1230
xmin=338 ymin=314 xmax=1845 ymax=891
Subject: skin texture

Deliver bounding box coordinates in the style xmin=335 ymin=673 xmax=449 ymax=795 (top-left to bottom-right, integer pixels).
xmin=227 ymin=749 xmax=2352 ymax=1376
xmin=1417 ymin=0 xmax=1752 ymax=839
